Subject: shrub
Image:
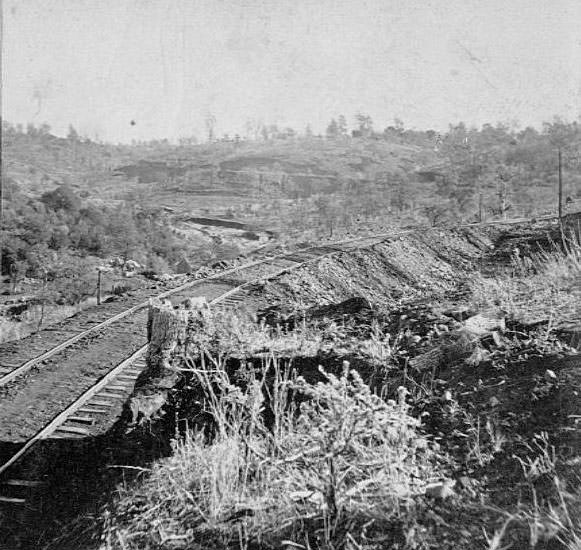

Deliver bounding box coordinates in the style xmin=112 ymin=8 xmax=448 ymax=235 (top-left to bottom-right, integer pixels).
xmin=101 ymin=357 xmax=443 ymax=549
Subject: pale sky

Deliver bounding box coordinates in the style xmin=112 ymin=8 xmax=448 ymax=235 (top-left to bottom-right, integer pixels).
xmin=2 ymin=0 xmax=581 ymax=143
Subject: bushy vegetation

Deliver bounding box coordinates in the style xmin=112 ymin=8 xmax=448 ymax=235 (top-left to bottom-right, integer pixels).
xmin=2 ymin=116 xmax=580 ymax=302
xmin=1 ymin=179 xmax=187 ymax=300
xmin=171 ymin=116 xmax=581 ymax=233
xmin=5 ymin=116 xmax=581 ymax=230
xmin=102 ymin=355 xmax=443 ymax=550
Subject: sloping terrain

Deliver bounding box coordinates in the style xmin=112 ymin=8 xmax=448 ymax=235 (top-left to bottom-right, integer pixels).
xmin=86 ymin=221 xmax=581 ymax=550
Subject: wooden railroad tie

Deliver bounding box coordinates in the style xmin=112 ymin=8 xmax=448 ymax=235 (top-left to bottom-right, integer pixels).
xmin=78 ymin=407 xmax=109 ymax=414
xmin=116 ymin=381 xmax=138 ymax=387
xmin=0 ymin=496 xmax=26 ymax=504
xmin=1 ymin=479 xmax=46 ymax=488
xmin=55 ymin=425 xmax=91 ymax=435
xmin=98 ymin=392 xmax=127 ymax=399
xmin=102 ymin=387 xmax=128 ymax=395
xmin=88 ymin=400 xmax=115 ymax=407
xmin=46 ymin=433 xmax=84 ymax=440
xmin=67 ymin=416 xmax=95 ymax=424
xmin=0 ymin=362 xmax=21 ymax=369
xmin=107 ymin=386 xmax=131 ymax=393
xmin=124 ymin=369 xmax=143 ymax=376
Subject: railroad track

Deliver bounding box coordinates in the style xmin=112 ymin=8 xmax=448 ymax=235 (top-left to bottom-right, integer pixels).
xmin=0 ymin=254 xmax=301 ymax=388
xmin=0 ymin=230 xmax=415 ymax=503
xmin=0 ymin=216 xmax=560 ymax=505
xmin=0 ymin=227 xmax=419 ymax=391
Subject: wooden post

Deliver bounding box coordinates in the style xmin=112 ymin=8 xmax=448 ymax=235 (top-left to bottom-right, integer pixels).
xmin=558 ymin=148 xmax=563 ymax=224
xmin=97 ymin=269 xmax=102 ymax=305
xmin=497 ymin=178 xmax=507 ymax=220
xmin=10 ymin=264 xmax=16 ymax=295
xmin=478 ymin=192 xmax=483 ymax=223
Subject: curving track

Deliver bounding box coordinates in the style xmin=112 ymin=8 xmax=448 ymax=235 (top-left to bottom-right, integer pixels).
xmin=0 ymin=230 xmax=418 ymax=495
xmin=0 ymin=215 xmax=562 ymax=503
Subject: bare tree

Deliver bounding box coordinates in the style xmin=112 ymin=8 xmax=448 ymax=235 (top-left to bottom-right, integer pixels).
xmin=355 ymin=113 xmax=373 ymax=136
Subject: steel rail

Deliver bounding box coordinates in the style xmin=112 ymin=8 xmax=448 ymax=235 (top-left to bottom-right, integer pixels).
xmin=0 ymin=241 xmax=361 ymax=478
xmin=0 ymin=214 xmax=559 ymax=483
xmin=0 ymin=213 xmax=557 ymax=388
xmin=0 ymin=252 xmax=317 ymax=387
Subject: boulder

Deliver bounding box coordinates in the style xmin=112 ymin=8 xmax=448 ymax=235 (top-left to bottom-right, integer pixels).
xmin=443 ymin=306 xmax=475 ymax=322
xmin=127 ymin=391 xmax=168 ymax=427
xmin=181 ymin=296 xmax=210 ymax=312
xmin=425 ymin=480 xmax=456 ymax=500
xmin=544 ymin=369 xmax=557 ymax=381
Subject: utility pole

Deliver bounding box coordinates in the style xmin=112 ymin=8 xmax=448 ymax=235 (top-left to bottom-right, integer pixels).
xmin=497 ymin=179 xmax=507 ymax=220
xmin=478 ymin=192 xmax=483 ymax=223
xmin=558 ymin=147 xmax=563 ymax=225
xmin=97 ymin=269 xmax=102 ymax=305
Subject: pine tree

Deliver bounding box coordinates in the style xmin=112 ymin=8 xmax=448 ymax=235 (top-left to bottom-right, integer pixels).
xmin=326 ymin=118 xmax=339 ymax=139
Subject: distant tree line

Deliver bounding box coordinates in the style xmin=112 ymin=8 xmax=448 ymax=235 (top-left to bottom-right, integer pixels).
xmin=1 ymin=181 xmax=188 ymax=302
xmin=2 ymin=115 xmax=580 ymax=295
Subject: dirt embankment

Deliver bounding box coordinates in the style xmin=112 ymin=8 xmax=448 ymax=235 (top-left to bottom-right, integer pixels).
xmin=252 ymin=227 xmax=492 ymax=316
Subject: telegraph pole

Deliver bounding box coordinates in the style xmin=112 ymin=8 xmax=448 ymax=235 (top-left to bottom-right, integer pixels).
xmin=97 ymin=269 xmax=102 ymax=305
xmin=558 ymin=147 xmax=563 ymax=225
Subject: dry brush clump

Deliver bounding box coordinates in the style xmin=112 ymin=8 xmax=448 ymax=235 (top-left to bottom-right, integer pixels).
xmin=100 ymin=350 xmax=446 ymax=550
xmin=470 ymin=232 xmax=581 ymax=328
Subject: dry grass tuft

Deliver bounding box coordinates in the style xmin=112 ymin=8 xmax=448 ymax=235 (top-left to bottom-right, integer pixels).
xmin=470 ymin=232 xmax=581 ymax=328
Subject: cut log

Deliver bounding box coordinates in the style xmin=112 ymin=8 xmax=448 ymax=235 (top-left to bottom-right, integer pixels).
xmin=409 ymin=348 xmax=444 ymax=372
xmin=409 ymin=332 xmax=477 ymax=372
xmin=463 ymin=312 xmax=505 ymax=337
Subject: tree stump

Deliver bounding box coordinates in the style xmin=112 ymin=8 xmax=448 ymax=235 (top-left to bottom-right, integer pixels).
xmin=147 ymin=299 xmax=188 ymax=377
